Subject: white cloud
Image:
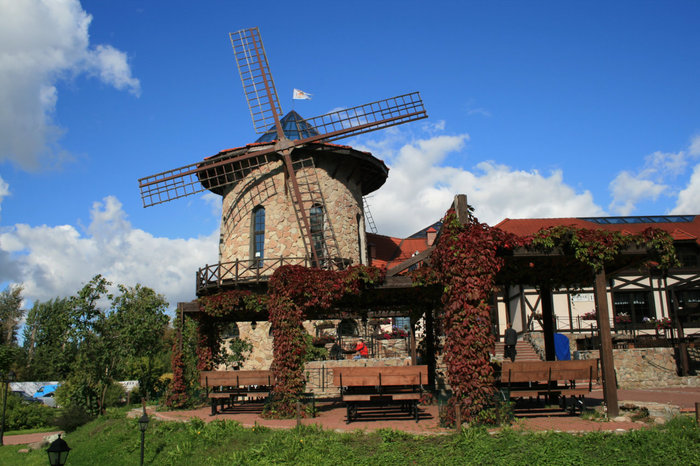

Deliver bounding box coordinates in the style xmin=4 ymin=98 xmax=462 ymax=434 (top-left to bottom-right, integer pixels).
xmin=0 ymin=175 xmax=8 ymax=220
xmin=608 ymin=135 xmax=700 ymax=215
xmin=608 ymin=171 xmax=667 ymax=216
xmin=672 ymin=163 xmax=700 ymax=214
xmin=0 ymin=195 xmax=217 ymax=308
xmin=0 ymin=0 xmax=140 ymax=170
xmin=690 ymin=135 xmax=700 ymax=157
xmin=88 ymin=45 xmax=141 ymax=96
xmin=366 ymin=134 xmax=604 ymax=236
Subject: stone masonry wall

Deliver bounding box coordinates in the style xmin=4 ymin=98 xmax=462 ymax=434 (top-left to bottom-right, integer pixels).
xmin=527 ymin=332 xmax=700 ymax=388
xmin=305 ymin=358 xmax=411 ymax=398
xmin=219 ymin=154 xmax=364 ymax=268
xmin=576 ymin=347 xmax=700 ymax=389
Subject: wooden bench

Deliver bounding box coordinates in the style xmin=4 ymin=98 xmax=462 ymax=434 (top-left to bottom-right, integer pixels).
xmin=333 ymin=365 xmax=427 ymax=423
xmin=200 ymin=370 xmax=275 ymax=415
xmin=499 ymin=360 xmax=599 ymax=414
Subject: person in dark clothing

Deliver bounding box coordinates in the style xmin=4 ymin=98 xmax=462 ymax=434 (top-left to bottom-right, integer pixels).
xmin=504 ymin=322 xmax=517 ymax=362
xmin=329 ymin=341 xmax=344 ymax=360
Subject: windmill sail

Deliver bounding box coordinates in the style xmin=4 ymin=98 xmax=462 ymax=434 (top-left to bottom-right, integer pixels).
xmin=139 ymin=25 xmax=427 ymax=209
xmin=300 ymin=93 xmax=426 ymax=143
xmin=230 ymin=27 xmax=283 ymax=135
xmin=138 ymin=93 xmax=427 ymax=207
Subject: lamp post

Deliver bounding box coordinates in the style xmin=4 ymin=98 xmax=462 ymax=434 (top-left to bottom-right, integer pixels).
xmin=138 ymin=409 xmax=149 ymax=466
xmin=46 ymin=434 xmax=71 ymax=466
xmin=0 ymin=370 xmax=16 ymax=446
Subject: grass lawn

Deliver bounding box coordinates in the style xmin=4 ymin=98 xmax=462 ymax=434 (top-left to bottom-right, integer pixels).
xmin=1 ymin=411 xmax=698 ymax=465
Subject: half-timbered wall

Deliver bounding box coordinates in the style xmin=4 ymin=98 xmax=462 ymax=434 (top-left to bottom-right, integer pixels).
xmin=496 ymin=268 xmax=700 ymax=335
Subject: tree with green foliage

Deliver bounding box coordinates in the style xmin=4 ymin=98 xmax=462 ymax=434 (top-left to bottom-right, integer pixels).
xmin=0 ymin=284 xmax=24 ymax=373
xmin=110 ymin=284 xmax=169 ymax=399
xmin=23 ymin=298 xmax=76 ymax=380
xmin=35 ymin=275 xmax=172 ymax=415
xmin=56 ymin=275 xmax=115 ymax=415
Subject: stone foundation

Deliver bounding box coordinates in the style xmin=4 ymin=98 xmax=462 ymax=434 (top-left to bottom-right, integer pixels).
xmin=305 ymin=357 xmax=411 ymax=398
xmin=524 ymin=332 xmax=700 ymax=388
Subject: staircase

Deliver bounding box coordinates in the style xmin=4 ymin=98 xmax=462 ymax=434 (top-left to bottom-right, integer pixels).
xmin=494 ymin=340 xmax=541 ymax=361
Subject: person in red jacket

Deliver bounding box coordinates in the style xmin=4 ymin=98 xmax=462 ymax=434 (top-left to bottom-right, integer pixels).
xmin=354 ymin=338 xmax=369 ymax=359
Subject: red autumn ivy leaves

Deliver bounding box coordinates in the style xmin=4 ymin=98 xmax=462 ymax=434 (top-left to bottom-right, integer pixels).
xmin=429 ymin=210 xmax=520 ymax=423
xmin=264 ymin=265 xmax=384 ymax=418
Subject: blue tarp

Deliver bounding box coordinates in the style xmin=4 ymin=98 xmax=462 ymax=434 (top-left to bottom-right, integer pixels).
xmin=33 ymin=384 xmax=58 ymax=398
xmin=554 ymin=333 xmax=571 ymax=361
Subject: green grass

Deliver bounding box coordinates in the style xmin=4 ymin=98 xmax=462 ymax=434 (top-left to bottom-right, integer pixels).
xmin=1 ymin=412 xmax=698 ymax=465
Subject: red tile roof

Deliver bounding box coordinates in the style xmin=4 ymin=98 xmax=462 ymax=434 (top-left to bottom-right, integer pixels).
xmin=494 ymin=216 xmax=700 ymax=245
xmin=367 ymin=233 xmax=431 ymax=270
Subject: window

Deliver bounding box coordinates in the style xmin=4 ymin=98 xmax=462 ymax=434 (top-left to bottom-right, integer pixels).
xmin=251 ymin=206 xmax=265 ymax=267
xmin=309 ymin=204 xmax=325 ymax=266
xmin=393 ymin=317 xmax=410 ymax=331
xmin=337 ymin=319 xmax=358 ymax=337
xmin=675 ymin=245 xmax=698 ymax=268
xmin=221 ymin=322 xmax=240 ymax=339
xmin=613 ymin=291 xmax=654 ymax=324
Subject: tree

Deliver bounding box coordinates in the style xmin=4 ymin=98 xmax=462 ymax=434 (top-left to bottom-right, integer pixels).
xmin=109 ymin=284 xmax=169 ymax=399
xmin=58 ymin=275 xmax=114 ymax=415
xmin=23 ymin=298 xmax=75 ymax=380
xmin=0 ymin=284 xmax=24 ymax=373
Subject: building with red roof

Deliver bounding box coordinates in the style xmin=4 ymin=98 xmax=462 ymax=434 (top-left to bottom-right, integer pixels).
xmin=486 ymin=214 xmax=700 ymax=348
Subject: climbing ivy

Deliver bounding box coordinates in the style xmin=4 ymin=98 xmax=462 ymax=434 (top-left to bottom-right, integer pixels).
xmin=198 ymin=290 xmax=267 ymax=318
xmin=528 ymin=225 xmax=679 ymax=272
xmin=263 ymin=264 xmax=384 ymax=418
xmin=429 ymin=209 xmax=520 ymax=425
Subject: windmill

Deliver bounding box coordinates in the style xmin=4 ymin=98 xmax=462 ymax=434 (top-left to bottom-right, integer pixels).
xmin=138 ymin=27 xmax=427 ymax=269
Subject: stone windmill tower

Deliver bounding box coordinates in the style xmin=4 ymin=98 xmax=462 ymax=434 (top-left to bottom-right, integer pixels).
xmin=138 ymin=27 xmax=427 ymax=290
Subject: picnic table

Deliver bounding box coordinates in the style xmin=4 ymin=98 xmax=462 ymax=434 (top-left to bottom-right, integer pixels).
xmin=499 ymin=360 xmax=599 ymax=414
xmin=333 ymin=365 xmax=427 ymax=423
xmin=200 ymin=370 xmax=275 ymax=415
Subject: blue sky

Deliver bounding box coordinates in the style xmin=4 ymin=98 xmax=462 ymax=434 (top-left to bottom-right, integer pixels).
xmin=1 ymin=0 xmax=699 ymax=308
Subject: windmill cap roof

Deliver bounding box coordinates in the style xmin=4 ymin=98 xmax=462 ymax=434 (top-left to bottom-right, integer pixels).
xmin=255 ymin=110 xmax=319 ymax=143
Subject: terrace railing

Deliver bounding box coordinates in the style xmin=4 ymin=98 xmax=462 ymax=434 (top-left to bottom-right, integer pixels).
xmin=196 ymin=257 xmax=312 ymax=293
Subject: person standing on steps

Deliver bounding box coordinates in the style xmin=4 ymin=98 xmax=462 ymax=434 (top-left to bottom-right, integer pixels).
xmin=504 ymin=322 xmax=517 ymax=362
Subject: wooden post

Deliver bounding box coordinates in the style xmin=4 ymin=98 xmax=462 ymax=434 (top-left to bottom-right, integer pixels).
xmin=594 ymin=269 xmax=619 ymax=418
xmin=410 ymin=318 xmax=417 ymax=365
xmin=695 ymin=402 xmax=699 ymax=425
xmin=425 ymin=307 xmax=436 ymax=389
xmin=453 ymin=194 xmax=469 ymax=225
xmin=540 ymin=285 xmax=556 ymax=361
xmin=670 ymin=288 xmax=690 ymax=376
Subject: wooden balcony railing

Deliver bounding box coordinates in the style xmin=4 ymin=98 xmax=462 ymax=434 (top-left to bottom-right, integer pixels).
xmin=196 ymin=257 xmax=309 ymax=293
xmin=196 ymin=256 xmax=352 ymax=294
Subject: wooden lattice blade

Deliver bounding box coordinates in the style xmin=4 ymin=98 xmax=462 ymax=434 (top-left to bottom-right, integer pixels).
xmin=230 ymin=27 xmax=283 ymax=136
xmin=296 ymin=92 xmax=427 ymax=144
xmin=138 ymin=147 xmax=278 ymax=207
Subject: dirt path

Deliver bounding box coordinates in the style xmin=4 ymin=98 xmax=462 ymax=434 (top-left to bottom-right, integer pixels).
xmin=2 ymin=431 xmax=63 ymax=446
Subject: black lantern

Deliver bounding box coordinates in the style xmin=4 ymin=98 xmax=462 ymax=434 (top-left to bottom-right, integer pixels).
xmin=138 ymin=413 xmax=149 ymax=432
xmin=46 ymin=434 xmax=71 ymax=466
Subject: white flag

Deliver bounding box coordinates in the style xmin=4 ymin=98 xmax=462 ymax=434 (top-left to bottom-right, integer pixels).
xmin=293 ymin=88 xmax=312 ymax=100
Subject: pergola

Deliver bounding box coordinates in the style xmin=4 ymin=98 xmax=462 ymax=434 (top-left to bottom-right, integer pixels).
xmin=176 ymin=195 xmax=675 ymax=419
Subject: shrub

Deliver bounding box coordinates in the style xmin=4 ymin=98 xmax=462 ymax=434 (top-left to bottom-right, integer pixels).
xmin=53 ymin=405 xmax=95 ymax=432
xmin=3 ymin=392 xmax=56 ymax=431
